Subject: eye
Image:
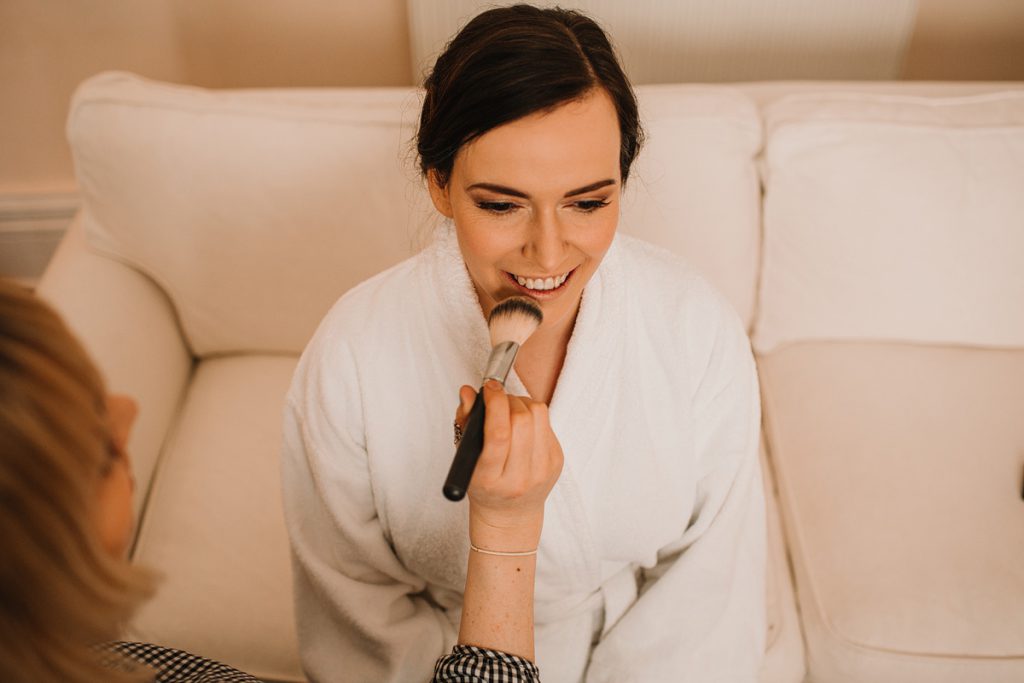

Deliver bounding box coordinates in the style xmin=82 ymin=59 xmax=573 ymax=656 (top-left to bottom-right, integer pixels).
xmin=573 ymin=199 xmax=610 ymax=213
xmin=476 ymin=201 xmax=519 ymax=215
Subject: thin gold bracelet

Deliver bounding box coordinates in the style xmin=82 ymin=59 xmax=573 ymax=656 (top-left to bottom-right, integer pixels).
xmin=469 ymin=543 xmax=538 ymax=557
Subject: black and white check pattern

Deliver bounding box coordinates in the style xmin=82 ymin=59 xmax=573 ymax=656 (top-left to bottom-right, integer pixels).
xmin=434 ymin=644 xmax=540 ymax=683
xmin=99 ymin=641 xmax=259 ymax=682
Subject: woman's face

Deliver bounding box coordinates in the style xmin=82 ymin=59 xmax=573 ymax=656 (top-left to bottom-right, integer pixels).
xmin=428 ymin=88 xmax=622 ymax=336
xmin=94 ymin=394 xmax=137 ymax=557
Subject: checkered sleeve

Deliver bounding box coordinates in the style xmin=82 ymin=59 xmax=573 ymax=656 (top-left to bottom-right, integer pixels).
xmin=97 ymin=641 xmax=260 ymax=682
xmin=434 ymin=645 xmax=540 ymax=682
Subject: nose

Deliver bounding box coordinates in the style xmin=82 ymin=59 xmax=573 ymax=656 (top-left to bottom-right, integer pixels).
xmin=523 ymin=209 xmax=568 ymax=273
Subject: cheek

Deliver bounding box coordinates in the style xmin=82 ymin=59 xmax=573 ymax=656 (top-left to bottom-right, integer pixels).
xmin=455 ymin=218 xmax=518 ymax=270
xmin=572 ymin=213 xmax=618 ymax=264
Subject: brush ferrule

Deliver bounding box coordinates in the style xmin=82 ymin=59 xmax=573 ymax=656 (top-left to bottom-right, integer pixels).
xmin=482 ymin=341 xmax=520 ymax=385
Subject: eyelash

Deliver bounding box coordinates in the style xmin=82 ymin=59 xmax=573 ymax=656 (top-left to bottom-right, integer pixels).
xmin=476 ymin=200 xmax=610 ymax=215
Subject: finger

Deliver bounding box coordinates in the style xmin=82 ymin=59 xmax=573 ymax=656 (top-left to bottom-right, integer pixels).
xmin=454 ymin=384 xmax=476 ymax=428
xmin=473 ymin=380 xmax=511 ymax=484
xmin=500 ymin=396 xmax=534 ymax=483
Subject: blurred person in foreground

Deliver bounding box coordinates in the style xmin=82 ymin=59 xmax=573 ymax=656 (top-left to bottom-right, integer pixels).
xmin=0 ymin=276 xmax=547 ymax=682
xmin=0 ymin=278 xmax=258 ymax=682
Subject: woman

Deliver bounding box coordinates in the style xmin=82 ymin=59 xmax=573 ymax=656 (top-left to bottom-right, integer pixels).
xmin=0 ymin=279 xmax=523 ymax=683
xmin=0 ymin=278 xmax=265 ymax=682
xmin=282 ymin=5 xmax=765 ymax=683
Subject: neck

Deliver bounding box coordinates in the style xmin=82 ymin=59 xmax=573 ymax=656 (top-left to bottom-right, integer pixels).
xmin=520 ymin=302 xmax=577 ymax=357
xmin=510 ymin=300 xmax=579 ymax=404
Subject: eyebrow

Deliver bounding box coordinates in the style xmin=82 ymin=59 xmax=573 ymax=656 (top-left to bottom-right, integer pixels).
xmin=466 ymin=178 xmax=617 ymax=199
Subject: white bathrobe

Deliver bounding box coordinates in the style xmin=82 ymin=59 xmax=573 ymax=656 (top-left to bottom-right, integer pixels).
xmin=280 ymin=226 xmax=766 ymax=683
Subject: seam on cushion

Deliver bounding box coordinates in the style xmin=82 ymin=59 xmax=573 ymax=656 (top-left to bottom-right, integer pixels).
xmin=746 ymin=150 xmax=767 ymax=340
xmin=70 ymin=73 xmax=420 ymax=117
xmin=758 ymin=347 xmax=1024 ymax=663
xmin=757 ymin=368 xmax=816 ymax=667
xmin=768 ymin=121 xmax=1024 ymax=141
xmin=758 ymin=433 xmax=809 ymax=661
xmin=766 ymin=89 xmax=1024 ymax=108
xmin=762 ymin=90 xmax=1024 ymax=137
xmin=750 ymin=332 xmax=1024 ymax=358
xmin=763 ymin=91 xmax=1024 ymax=125
xmin=128 ymin=358 xmax=198 ymax=561
xmin=72 ymin=97 xmax=414 ymax=128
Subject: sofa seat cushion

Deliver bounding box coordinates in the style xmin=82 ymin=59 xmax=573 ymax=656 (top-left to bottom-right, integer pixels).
xmin=127 ymin=354 xmax=303 ymax=682
xmin=758 ymin=341 xmax=1024 ymax=682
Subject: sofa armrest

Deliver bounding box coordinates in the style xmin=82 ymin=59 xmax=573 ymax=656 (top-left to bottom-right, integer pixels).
xmin=37 ymin=212 xmax=193 ymax=522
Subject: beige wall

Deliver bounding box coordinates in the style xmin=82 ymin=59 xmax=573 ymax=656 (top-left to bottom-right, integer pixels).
xmin=904 ymin=0 xmax=1024 ymax=80
xmin=0 ymin=0 xmax=412 ymax=195
xmin=2 ymin=0 xmax=1023 ymax=196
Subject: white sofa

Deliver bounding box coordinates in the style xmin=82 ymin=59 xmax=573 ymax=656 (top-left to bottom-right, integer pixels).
xmin=38 ymin=71 xmax=1024 ymax=682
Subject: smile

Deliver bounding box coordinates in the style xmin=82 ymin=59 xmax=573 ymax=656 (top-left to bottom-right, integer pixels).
xmin=504 ymin=268 xmax=575 ymax=293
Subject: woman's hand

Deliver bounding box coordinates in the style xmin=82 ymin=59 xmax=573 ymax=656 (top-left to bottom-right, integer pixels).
xmin=455 ymin=380 xmax=564 ymax=551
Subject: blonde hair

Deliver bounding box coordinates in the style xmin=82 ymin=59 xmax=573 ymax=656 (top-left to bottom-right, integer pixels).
xmin=0 ymin=278 xmax=157 ymax=682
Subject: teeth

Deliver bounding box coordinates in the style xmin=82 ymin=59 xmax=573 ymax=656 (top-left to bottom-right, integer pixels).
xmin=512 ymin=271 xmax=571 ymax=291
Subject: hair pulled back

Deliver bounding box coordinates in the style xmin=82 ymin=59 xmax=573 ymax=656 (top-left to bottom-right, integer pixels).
xmin=417 ymin=4 xmax=643 ymax=188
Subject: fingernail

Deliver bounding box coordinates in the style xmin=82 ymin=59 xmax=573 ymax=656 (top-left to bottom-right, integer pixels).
xmin=484 ymin=379 xmax=502 ymax=391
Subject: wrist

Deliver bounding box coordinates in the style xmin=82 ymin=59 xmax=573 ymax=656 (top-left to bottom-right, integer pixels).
xmin=468 ymin=510 xmax=543 ymax=552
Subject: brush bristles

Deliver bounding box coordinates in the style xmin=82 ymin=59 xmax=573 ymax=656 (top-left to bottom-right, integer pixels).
xmin=488 ymin=296 xmax=543 ymax=346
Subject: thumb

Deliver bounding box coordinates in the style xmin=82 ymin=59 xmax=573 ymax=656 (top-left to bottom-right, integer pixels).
xmin=455 ymin=385 xmax=477 ymax=428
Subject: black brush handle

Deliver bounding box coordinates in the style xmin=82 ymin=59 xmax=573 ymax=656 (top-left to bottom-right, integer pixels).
xmin=443 ymin=388 xmax=486 ymax=501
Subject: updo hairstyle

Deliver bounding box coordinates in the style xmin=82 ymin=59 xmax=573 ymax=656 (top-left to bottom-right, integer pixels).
xmin=417 ymin=4 xmax=644 ymax=188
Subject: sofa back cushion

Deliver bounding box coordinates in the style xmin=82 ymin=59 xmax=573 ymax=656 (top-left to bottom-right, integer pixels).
xmin=68 ymin=72 xmax=430 ymax=357
xmin=68 ymin=72 xmax=763 ymax=356
xmin=620 ymin=85 xmax=763 ymax=327
xmin=753 ymin=89 xmax=1024 ymax=353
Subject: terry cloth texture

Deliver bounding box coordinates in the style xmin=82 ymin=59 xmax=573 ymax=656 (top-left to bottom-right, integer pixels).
xmin=281 ymin=226 xmax=766 ymax=683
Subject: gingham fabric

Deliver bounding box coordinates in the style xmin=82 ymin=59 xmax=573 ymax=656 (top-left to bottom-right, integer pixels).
xmin=434 ymin=645 xmax=540 ymax=682
xmin=98 ymin=641 xmax=259 ymax=682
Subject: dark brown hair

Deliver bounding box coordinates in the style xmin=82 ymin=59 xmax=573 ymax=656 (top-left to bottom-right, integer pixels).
xmin=417 ymin=4 xmax=643 ymax=188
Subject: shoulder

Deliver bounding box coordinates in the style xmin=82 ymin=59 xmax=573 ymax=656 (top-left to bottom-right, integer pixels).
xmin=320 ymin=251 xmax=426 ymax=341
xmin=99 ymin=641 xmax=259 ymax=682
xmin=614 ymin=233 xmax=745 ymax=338
xmin=287 ymin=246 xmax=433 ymax=399
xmin=612 ymin=234 xmax=754 ymax=395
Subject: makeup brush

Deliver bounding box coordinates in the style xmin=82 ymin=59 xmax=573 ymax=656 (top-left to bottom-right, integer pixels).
xmin=443 ymin=296 xmax=543 ymax=502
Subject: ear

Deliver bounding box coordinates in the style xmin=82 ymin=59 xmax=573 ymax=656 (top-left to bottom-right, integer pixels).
xmin=426 ymin=169 xmax=454 ymax=219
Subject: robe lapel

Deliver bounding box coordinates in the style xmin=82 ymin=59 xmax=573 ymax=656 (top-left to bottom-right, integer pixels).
xmin=508 ymin=235 xmax=628 ymax=602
